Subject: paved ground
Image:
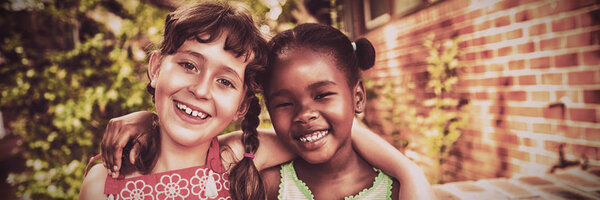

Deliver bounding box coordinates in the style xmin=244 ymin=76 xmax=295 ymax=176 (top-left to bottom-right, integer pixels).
xmin=433 ymin=167 xmax=600 ymax=199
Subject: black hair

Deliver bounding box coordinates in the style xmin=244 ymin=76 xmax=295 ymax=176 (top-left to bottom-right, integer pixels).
xmin=261 ymin=23 xmax=376 ymax=90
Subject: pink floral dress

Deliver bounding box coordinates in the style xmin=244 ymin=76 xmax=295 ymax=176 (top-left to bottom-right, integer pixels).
xmin=103 ymin=137 xmax=231 ymax=200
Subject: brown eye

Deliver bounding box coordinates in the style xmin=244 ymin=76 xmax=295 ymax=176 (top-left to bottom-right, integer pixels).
xmin=315 ymin=92 xmax=335 ymax=100
xmin=217 ymin=78 xmax=235 ymax=89
xmin=178 ymin=62 xmax=198 ymax=72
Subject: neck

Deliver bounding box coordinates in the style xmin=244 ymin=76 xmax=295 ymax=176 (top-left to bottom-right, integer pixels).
xmin=153 ymin=132 xmax=212 ymax=173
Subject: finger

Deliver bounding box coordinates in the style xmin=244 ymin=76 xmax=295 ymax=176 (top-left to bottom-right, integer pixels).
xmin=129 ymin=143 xmax=139 ymax=165
xmin=102 ymin=119 xmax=117 ymax=172
xmin=113 ymin=123 xmax=142 ymax=172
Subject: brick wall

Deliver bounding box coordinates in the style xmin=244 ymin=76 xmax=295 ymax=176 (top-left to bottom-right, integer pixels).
xmin=360 ymin=0 xmax=600 ymax=182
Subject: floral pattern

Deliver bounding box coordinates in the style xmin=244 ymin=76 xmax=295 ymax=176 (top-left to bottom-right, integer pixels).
xmin=155 ymin=174 xmax=190 ymax=200
xmin=120 ymin=180 xmax=154 ymax=200
xmin=190 ymin=168 xmax=229 ymax=199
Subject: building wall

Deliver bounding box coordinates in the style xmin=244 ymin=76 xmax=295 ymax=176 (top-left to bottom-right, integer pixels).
xmin=360 ymin=0 xmax=600 ymax=182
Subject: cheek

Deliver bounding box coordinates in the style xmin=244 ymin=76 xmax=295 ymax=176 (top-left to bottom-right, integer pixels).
xmin=214 ymin=89 xmax=244 ymax=118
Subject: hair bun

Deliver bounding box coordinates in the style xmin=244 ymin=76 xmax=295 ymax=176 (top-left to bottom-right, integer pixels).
xmin=354 ymin=38 xmax=375 ymax=70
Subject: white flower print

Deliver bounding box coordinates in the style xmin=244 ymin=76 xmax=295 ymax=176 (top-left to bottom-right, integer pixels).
xmin=190 ymin=168 xmax=224 ymax=199
xmin=120 ymin=180 xmax=153 ymax=200
xmin=155 ymin=174 xmax=190 ymax=200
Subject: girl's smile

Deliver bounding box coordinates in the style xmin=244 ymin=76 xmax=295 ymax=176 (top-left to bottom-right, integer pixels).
xmin=149 ymin=33 xmax=249 ymax=148
xmin=266 ymin=48 xmax=359 ymax=164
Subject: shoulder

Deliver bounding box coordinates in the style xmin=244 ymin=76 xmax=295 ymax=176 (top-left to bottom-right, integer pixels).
xmin=260 ymin=165 xmax=282 ymax=200
xmin=79 ymin=164 xmax=108 ymax=199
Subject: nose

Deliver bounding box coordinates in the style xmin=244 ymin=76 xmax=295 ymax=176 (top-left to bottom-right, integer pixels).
xmin=188 ymin=74 xmax=212 ymax=100
xmin=294 ymin=105 xmax=319 ymax=124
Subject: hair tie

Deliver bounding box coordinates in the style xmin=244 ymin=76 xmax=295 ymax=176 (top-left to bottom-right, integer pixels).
xmin=243 ymin=153 xmax=254 ymax=159
xmin=351 ymin=42 xmax=357 ymax=51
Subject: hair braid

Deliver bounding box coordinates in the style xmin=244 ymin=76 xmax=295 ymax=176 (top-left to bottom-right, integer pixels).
xmin=228 ymin=94 xmax=264 ymax=200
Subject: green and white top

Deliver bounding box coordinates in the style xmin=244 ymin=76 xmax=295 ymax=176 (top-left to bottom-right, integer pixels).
xmin=278 ymin=161 xmax=393 ymax=200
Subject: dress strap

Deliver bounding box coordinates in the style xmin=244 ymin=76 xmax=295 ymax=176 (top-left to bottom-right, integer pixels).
xmin=84 ymin=153 xmax=102 ymax=177
xmin=206 ymin=137 xmax=226 ymax=173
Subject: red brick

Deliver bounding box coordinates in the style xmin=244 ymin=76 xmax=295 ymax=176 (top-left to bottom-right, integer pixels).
xmin=480 ymin=50 xmax=493 ymax=59
xmin=507 ymin=91 xmax=526 ymax=101
xmin=510 ymin=149 xmax=530 ymax=162
xmin=468 ymin=9 xmax=483 ymax=19
xmin=568 ymin=71 xmax=595 ymax=84
xmin=543 ymin=140 xmax=562 ymax=152
xmin=471 ymin=37 xmax=484 ymax=46
xmin=459 ymin=25 xmax=474 ymax=35
xmin=508 ymin=120 xmax=528 ymax=131
xmin=533 ymin=123 xmax=551 ymax=134
xmin=563 ymin=126 xmax=583 ymax=139
xmin=532 ymin=91 xmax=550 ymax=101
xmin=557 ymin=90 xmax=580 ymax=103
xmin=542 ymin=73 xmax=562 ymax=85
xmin=583 ymin=90 xmax=600 ymax=104
xmin=523 ymin=137 xmax=537 ymax=147
xmin=494 ymin=133 xmax=519 ymax=145
xmin=544 ymin=104 xmax=565 ymax=119
xmin=495 ymin=15 xmax=511 ymax=27
xmin=569 ymin=108 xmax=597 ymax=123
xmin=531 ymin=57 xmax=550 ymax=69
xmin=486 ymin=33 xmax=503 ymax=44
xmin=529 ymin=23 xmax=547 ymax=36
xmin=509 ymin=59 xmax=525 ymax=70
xmin=464 ymin=52 xmax=477 ymax=60
xmin=510 ymin=106 xmax=543 ymax=117
xmin=515 ymin=10 xmax=532 ymax=22
xmin=554 ymin=53 xmax=578 ymax=67
xmin=505 ymin=29 xmax=523 ymax=40
xmin=499 ymin=76 xmax=513 ymax=86
xmin=473 ymin=65 xmax=485 ymax=73
xmin=585 ymin=128 xmax=600 ymax=141
xmin=582 ymin=50 xmax=600 ymax=65
xmin=475 ymin=92 xmax=488 ymax=100
xmin=535 ymin=4 xmax=553 ymax=18
xmin=519 ymin=75 xmax=536 ymax=85
xmin=494 ymin=0 xmax=520 ymax=11
xmin=554 ymin=0 xmax=597 ymax=14
xmin=517 ymin=42 xmax=535 ymax=53
xmin=488 ymin=63 xmax=504 ymax=72
xmin=540 ymin=37 xmax=561 ymax=51
xmin=552 ymin=16 xmax=578 ymax=32
xmin=476 ymin=20 xmax=491 ymax=31
xmin=581 ymin=10 xmax=600 ymax=27
xmin=535 ymin=154 xmax=555 ymax=165
xmin=567 ymin=31 xmax=600 ymax=48
xmin=498 ymin=46 xmax=513 ymax=57
xmin=571 ymin=144 xmax=600 ymax=160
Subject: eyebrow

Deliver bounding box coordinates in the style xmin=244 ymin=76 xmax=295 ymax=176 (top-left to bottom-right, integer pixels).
xmin=177 ymin=50 xmax=243 ymax=84
xmin=267 ymin=80 xmax=336 ymax=100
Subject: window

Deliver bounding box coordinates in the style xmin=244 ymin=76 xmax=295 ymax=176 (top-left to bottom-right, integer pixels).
xmin=364 ymin=0 xmax=390 ymax=29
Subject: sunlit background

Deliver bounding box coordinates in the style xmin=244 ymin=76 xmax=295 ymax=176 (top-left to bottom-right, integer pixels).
xmin=0 ymin=0 xmax=599 ymax=199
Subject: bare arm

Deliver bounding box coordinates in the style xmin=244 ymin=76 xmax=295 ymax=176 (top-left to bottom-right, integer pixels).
xmin=351 ymin=119 xmax=435 ymax=200
xmin=79 ymin=164 xmax=108 ymax=200
xmin=218 ymin=128 xmax=295 ymax=171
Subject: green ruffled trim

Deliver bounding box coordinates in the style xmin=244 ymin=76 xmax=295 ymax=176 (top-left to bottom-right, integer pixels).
xmin=279 ymin=161 xmax=314 ymax=200
xmin=345 ymin=168 xmax=393 ymax=200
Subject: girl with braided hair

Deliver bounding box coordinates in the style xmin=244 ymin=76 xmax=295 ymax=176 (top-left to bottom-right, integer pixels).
xmin=80 ymin=2 xmax=270 ymax=199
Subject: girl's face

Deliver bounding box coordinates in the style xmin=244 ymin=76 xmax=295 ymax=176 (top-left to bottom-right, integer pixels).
xmin=149 ymin=33 xmax=249 ymax=147
xmin=265 ymin=48 xmax=365 ymax=164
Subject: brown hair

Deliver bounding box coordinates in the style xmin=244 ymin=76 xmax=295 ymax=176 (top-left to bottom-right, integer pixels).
xmin=136 ymin=2 xmax=266 ymax=199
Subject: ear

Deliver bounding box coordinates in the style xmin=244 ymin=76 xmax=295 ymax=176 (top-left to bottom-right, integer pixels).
xmin=353 ymin=80 xmax=367 ymax=114
xmin=148 ymin=51 xmax=162 ymax=88
xmin=233 ymin=93 xmax=252 ymax=121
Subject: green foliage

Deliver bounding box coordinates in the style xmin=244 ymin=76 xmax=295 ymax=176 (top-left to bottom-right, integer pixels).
xmin=418 ymin=33 xmax=468 ymax=183
xmin=1 ymin=0 xmax=165 ymax=199
xmin=363 ymin=34 xmax=467 ymax=184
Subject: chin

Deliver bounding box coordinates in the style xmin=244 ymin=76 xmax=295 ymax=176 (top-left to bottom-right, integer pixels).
xmin=300 ymin=151 xmax=334 ymax=164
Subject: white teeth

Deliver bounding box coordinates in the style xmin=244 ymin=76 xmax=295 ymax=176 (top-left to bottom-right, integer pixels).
xmin=177 ymin=103 xmax=209 ymax=119
xmin=298 ymin=130 xmax=328 ymax=143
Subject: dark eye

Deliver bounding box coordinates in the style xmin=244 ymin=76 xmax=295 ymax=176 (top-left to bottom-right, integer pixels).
xmin=275 ymin=102 xmax=292 ymax=108
xmin=315 ymin=92 xmax=335 ymax=100
xmin=178 ymin=62 xmax=198 ymax=72
xmin=217 ymin=79 xmax=235 ymax=89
